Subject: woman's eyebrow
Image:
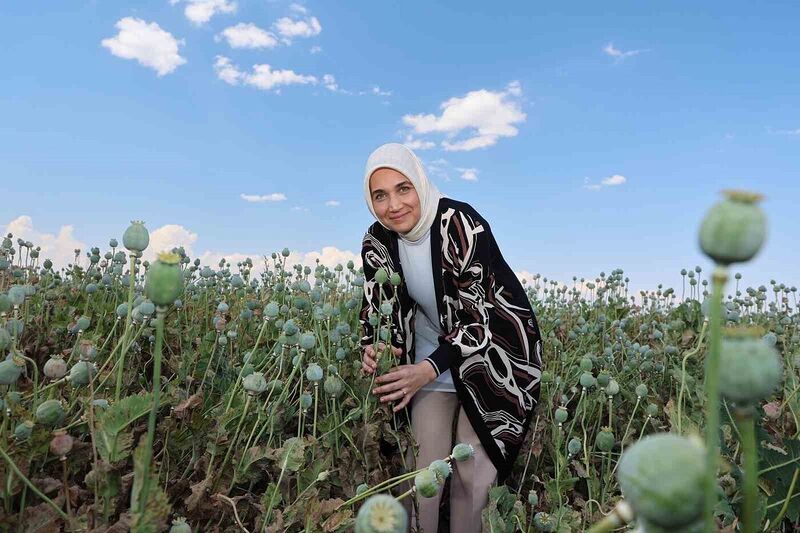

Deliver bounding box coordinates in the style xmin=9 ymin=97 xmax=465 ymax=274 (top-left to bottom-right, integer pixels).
xmin=371 ymin=180 xmax=412 ymax=195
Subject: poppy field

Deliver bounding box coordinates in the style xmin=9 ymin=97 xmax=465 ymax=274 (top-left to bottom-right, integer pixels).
xmin=0 ymin=191 xmax=797 ymax=532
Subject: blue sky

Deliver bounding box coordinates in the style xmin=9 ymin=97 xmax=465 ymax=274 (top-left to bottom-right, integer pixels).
xmin=1 ymin=0 xmax=798 ymax=295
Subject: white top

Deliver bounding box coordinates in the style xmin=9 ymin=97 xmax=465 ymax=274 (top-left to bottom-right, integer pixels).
xmin=397 ymin=229 xmax=456 ymax=393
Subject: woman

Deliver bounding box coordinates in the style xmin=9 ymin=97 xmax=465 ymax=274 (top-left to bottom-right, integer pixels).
xmin=359 ymin=143 xmax=543 ymax=532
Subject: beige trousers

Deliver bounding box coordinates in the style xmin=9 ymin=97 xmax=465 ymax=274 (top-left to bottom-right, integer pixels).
xmin=402 ymin=389 xmax=497 ymax=533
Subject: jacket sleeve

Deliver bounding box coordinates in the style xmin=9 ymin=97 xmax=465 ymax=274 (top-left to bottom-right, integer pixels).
xmin=424 ymin=211 xmax=493 ymax=376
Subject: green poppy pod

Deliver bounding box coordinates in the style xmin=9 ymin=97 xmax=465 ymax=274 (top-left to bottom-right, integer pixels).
xmin=379 ymin=302 xmax=393 ymax=316
xmin=68 ymin=361 xmax=97 ymax=387
xmin=299 ymin=333 xmax=316 ymax=350
xmin=0 ymin=329 xmax=12 ymax=351
xmin=606 ymin=380 xmax=620 ymax=396
xmin=92 ymin=399 xmax=109 ymax=409
xmin=323 ymin=375 xmax=343 ymax=397
xmin=389 ymin=272 xmax=401 ymax=286
xmin=354 ymin=494 xmax=407 ymax=533
xmin=0 ymin=357 xmax=25 ymax=385
xmin=527 ymin=489 xmax=538 ymax=507
xmin=305 ymin=363 xmax=323 ymax=382
xmin=169 ymin=517 xmax=192 ymax=533
xmin=428 ymin=459 xmax=452 ymax=482
xmin=283 ymin=319 xmax=299 ymax=336
xmin=217 ymin=302 xmax=229 ymax=313
xmin=532 ymin=512 xmax=556 ymax=532
xmin=123 ymin=220 xmax=150 ymax=253
xmin=579 ymin=372 xmax=596 ymax=388
xmin=698 ymin=190 xmax=766 ymax=265
xmin=264 ymin=301 xmax=280 ymax=318
xmin=617 ymin=434 xmax=705 ymax=529
xmin=356 ymin=483 xmax=369 ymax=496
xmin=554 ymin=407 xmax=568 ymax=424
xmin=597 ymin=372 xmax=611 ymax=387
xmin=567 ymin=437 xmax=582 ymax=456
xmin=243 ymin=372 xmax=268 ymax=394
xmin=646 ymin=403 xmax=659 ymax=417
xmin=414 ymin=469 xmax=440 ymax=498
xmin=719 ymin=335 xmax=782 ymax=405
xmin=300 ymin=392 xmax=313 ymax=410
xmin=43 ymin=356 xmax=67 ymax=379
xmin=145 ymin=252 xmax=183 ymax=306
xmin=35 ymin=399 xmax=65 ymax=427
xmin=635 ymin=384 xmax=648 ymax=398
xmin=595 ymin=428 xmax=615 ymax=452
xmin=14 ymin=420 xmax=34 ymax=442
xmin=579 ymin=357 xmax=593 ymax=371
xmin=281 ymin=247 xmax=290 ymax=257
xmin=374 ymin=268 xmax=389 ymax=285
xmin=335 ymin=347 xmax=347 ymax=361
xmin=451 ymin=443 xmax=474 ymax=462
xmin=85 ymin=283 xmax=98 ymax=294
xmin=7 ymin=285 xmax=26 ymax=306
xmin=0 ymin=294 xmax=10 ymax=314
xmin=540 ymin=371 xmax=553 ymax=384
xmin=76 ymin=316 xmax=91 ymax=331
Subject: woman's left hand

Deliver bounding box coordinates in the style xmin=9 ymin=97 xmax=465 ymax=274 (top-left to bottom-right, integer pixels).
xmin=373 ymin=362 xmax=437 ymax=412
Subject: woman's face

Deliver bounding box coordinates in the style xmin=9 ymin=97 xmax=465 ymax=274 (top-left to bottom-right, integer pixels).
xmin=369 ymin=167 xmax=421 ymax=234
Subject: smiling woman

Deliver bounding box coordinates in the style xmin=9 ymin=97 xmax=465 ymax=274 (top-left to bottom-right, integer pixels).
xmin=359 ymin=143 xmax=543 ymax=533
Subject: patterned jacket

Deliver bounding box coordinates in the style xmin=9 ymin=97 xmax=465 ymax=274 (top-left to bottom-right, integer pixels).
xmin=359 ymin=197 xmax=543 ymax=481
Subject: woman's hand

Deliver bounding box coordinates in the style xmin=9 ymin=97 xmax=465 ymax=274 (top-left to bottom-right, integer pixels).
xmin=373 ymin=361 xmax=437 ymax=412
xmin=361 ymin=342 xmax=402 ymax=375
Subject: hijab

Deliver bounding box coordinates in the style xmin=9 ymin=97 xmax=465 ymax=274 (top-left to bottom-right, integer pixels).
xmin=363 ymin=143 xmax=444 ymax=244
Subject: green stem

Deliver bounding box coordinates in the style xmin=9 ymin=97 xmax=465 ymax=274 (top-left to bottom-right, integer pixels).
xmin=0 ymin=445 xmax=70 ymax=522
xmin=736 ymin=409 xmax=758 ymax=533
xmin=136 ymin=307 xmax=165 ymax=515
xmin=703 ymin=266 xmax=727 ymax=532
xmin=115 ymin=254 xmax=137 ymax=402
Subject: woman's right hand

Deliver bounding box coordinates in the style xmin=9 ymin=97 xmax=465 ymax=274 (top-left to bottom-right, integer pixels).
xmin=362 ymin=342 xmax=403 ymax=374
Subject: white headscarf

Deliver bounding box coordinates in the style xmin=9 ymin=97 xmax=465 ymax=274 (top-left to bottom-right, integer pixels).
xmin=364 ymin=143 xmax=444 ymax=244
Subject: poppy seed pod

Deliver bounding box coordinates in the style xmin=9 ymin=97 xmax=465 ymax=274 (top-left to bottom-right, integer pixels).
xmin=354 ymin=494 xmax=407 ymax=533
xmin=617 ymin=434 xmax=705 ymax=529
xmin=595 ymin=428 xmax=615 ymax=452
xmin=718 ymin=335 xmax=782 ymax=405
xmin=374 ymin=268 xmax=389 ymax=285
xmin=414 ymin=469 xmax=440 ymax=498
xmin=323 ymin=375 xmax=343 ymax=397
xmin=68 ymin=361 xmax=97 ymax=387
xmin=451 ymin=443 xmax=474 ymax=462
xmin=568 ymin=437 xmax=582 ymax=456
xmin=242 ymin=372 xmax=268 ymax=394
xmin=305 ymin=363 xmax=323 ymax=382
xmin=43 ymin=356 xmax=68 ymax=379
xmin=299 ymin=333 xmax=316 ymax=350
xmin=14 ymin=420 xmax=34 ymax=442
xmin=0 ymin=356 xmax=25 ymax=385
xmin=145 ymin=252 xmax=183 ymax=307
xmin=389 ymin=272 xmax=401 ymax=286
xmin=532 ymin=512 xmax=556 ymax=532
xmin=169 ymin=518 xmax=192 ymax=533
xmin=123 ymin=220 xmax=149 ymax=254
xmin=428 ymin=459 xmax=452 ymax=482
xmin=699 ymin=190 xmax=766 ymax=265
xmin=35 ymin=399 xmax=65 ymax=427
xmin=49 ymin=430 xmax=74 ymax=457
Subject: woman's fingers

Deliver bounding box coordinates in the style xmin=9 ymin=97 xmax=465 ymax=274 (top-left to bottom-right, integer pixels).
xmin=393 ymin=390 xmax=413 ymax=412
xmin=380 ymin=388 xmax=406 ymax=403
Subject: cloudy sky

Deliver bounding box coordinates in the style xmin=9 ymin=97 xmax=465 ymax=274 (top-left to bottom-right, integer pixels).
xmin=1 ymin=1 xmax=798 ymax=294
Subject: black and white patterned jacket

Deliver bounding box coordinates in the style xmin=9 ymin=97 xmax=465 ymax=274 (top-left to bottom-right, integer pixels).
xmin=360 ymin=197 xmax=543 ymax=481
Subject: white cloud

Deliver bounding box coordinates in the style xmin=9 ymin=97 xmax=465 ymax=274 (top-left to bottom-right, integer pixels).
xmin=172 ymin=0 xmax=237 ymax=25
xmin=310 ymin=45 xmax=323 ymax=54
xmin=322 ymin=74 xmax=338 ymax=91
xmin=214 ymin=56 xmax=317 ymax=91
xmin=273 ymin=15 xmax=321 ymax=43
xmin=291 ymin=206 xmax=310 ymax=212
xmin=325 ymin=200 xmax=340 ymax=207
xmin=241 ymin=193 xmax=287 ymax=203
xmin=145 ymin=224 xmax=198 ymax=261
xmin=217 ymin=23 xmax=278 ymax=49
xmin=372 ymin=85 xmax=392 ymax=97
xmin=3 ymin=216 xmax=86 ymax=269
xmin=101 ymin=17 xmax=186 ymax=76
xmin=402 ymin=81 xmax=525 ymax=152
xmin=603 ymin=42 xmax=648 ymax=62
xmin=289 ymin=3 xmax=308 ymax=14
xmin=601 ymin=174 xmax=626 ymax=186
xmin=404 ymin=135 xmax=435 ymax=150
xmin=583 ymin=174 xmax=627 ymax=190
xmin=457 ymin=167 xmax=479 ymax=181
